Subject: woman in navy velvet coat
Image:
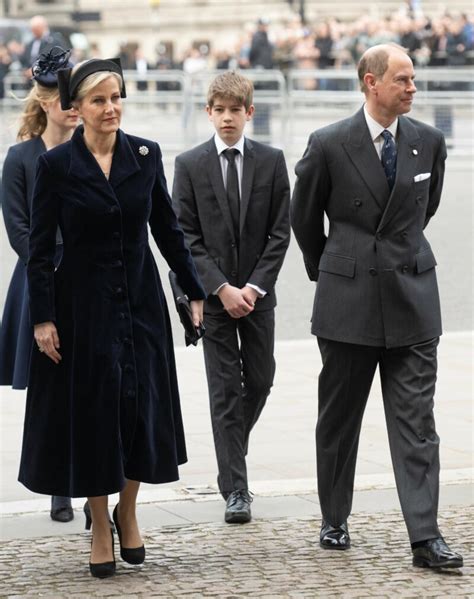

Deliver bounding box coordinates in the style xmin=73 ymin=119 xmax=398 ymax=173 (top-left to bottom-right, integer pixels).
xmin=18 ymin=58 xmax=205 ymax=577
xmin=0 ymin=48 xmax=78 ymax=522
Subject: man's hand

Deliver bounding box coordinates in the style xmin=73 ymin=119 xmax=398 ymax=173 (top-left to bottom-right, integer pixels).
xmin=218 ymin=285 xmax=255 ymax=319
xmin=241 ymin=286 xmax=259 ymax=308
xmin=34 ymin=321 xmax=61 ymax=364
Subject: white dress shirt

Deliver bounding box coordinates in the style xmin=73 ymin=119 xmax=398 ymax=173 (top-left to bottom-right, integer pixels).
xmin=363 ymin=104 xmax=398 ymax=159
xmin=213 ymin=133 xmax=266 ymax=298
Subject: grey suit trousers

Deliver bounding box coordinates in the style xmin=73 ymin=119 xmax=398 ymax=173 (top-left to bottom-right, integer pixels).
xmin=203 ymin=309 xmax=276 ymax=498
xmin=317 ymin=336 xmax=441 ymax=544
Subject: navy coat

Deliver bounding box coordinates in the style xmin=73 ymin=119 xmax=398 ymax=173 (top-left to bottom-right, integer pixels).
xmin=18 ymin=127 xmax=206 ymax=497
xmin=0 ymin=137 xmax=51 ymax=389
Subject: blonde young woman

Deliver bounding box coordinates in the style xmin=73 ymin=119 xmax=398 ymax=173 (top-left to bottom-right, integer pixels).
xmin=0 ymin=47 xmax=78 ymax=523
xmin=18 ymin=57 xmax=205 ymax=578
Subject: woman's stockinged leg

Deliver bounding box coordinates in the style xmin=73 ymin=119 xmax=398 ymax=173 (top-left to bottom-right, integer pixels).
xmin=117 ymin=479 xmax=143 ymax=549
xmin=88 ymin=495 xmax=114 ymax=564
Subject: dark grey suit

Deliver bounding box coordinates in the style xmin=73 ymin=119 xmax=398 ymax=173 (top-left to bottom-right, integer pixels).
xmin=173 ymin=137 xmax=290 ymax=496
xmin=291 ymin=107 xmax=447 ymax=542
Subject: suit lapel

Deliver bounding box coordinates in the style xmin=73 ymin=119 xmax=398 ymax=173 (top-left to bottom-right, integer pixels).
xmin=377 ymin=117 xmax=421 ymax=232
xmin=205 ymin=139 xmax=236 ymax=241
xmin=240 ymin=139 xmax=256 ymax=234
xmin=342 ymin=107 xmax=390 ymax=211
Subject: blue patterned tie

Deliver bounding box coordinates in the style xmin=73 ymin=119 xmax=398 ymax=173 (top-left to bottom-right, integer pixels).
xmin=381 ymin=129 xmax=397 ymax=191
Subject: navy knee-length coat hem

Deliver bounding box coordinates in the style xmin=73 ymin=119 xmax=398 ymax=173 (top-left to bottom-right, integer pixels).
xmin=18 ymin=127 xmax=205 ymax=498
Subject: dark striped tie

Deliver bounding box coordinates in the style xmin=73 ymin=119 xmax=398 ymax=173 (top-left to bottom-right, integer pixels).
xmin=223 ymin=148 xmax=240 ymax=241
xmin=381 ymin=129 xmax=397 ymax=191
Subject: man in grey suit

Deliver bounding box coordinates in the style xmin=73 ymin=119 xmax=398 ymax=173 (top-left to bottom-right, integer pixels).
xmin=291 ymin=44 xmax=463 ymax=568
xmin=173 ymin=71 xmax=290 ymax=523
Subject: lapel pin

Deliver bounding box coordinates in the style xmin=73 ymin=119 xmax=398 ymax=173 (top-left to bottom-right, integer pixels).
xmin=139 ymin=145 xmax=149 ymax=156
xmin=412 ymin=148 xmax=418 ymax=155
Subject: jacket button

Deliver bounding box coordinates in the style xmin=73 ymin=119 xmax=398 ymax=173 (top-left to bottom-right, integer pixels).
xmin=123 ymin=363 xmax=133 ymax=372
xmin=369 ymin=268 xmax=377 ymax=276
xmin=109 ymin=206 xmax=119 ymax=214
xmin=354 ymin=199 xmax=362 ymax=207
xmin=113 ymin=259 xmax=123 ymax=267
xmin=231 ymin=270 xmax=237 ymax=276
xmin=401 ymin=230 xmax=408 ymax=238
xmin=112 ymin=231 xmax=120 ymax=239
xmin=231 ymin=242 xmax=236 ymax=248
xmin=375 ymin=233 xmax=382 ymax=241
xmin=416 ymin=196 xmax=422 ymax=203
xmin=123 ymin=337 xmax=132 ymax=345
xmin=402 ymin=264 xmax=409 ymax=273
xmin=125 ymin=389 xmax=136 ymax=399
xmin=119 ymin=312 xmax=126 ymax=320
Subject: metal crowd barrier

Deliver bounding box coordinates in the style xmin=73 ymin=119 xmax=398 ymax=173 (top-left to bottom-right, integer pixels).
xmin=1 ymin=67 xmax=472 ymax=164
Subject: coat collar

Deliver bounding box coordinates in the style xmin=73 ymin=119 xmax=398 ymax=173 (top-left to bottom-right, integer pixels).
xmin=68 ymin=127 xmax=141 ymax=205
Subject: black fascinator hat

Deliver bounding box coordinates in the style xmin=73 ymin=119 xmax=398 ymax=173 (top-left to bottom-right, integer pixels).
xmin=31 ymin=46 xmax=74 ymax=88
xmin=57 ymin=57 xmax=126 ymax=110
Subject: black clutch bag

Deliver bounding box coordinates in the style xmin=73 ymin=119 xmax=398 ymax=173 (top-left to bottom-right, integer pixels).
xmin=168 ymin=271 xmax=205 ymax=347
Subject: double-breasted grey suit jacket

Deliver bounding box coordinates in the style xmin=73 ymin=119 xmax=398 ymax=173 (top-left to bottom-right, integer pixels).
xmin=291 ymin=107 xmax=447 ymax=348
xmin=173 ymin=137 xmax=290 ymax=313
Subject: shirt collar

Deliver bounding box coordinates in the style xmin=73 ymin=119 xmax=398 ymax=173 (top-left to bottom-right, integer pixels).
xmin=363 ymin=104 xmax=398 ymax=141
xmin=214 ymin=133 xmax=245 ymax=156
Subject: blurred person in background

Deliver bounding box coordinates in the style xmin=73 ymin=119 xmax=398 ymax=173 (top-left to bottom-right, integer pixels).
xmin=0 ymin=44 xmax=12 ymax=99
xmin=20 ymin=16 xmax=67 ymax=78
xmin=249 ymin=18 xmax=275 ymax=143
xmin=0 ymin=47 xmax=78 ymax=523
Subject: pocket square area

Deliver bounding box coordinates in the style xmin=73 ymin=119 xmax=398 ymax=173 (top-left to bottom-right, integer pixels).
xmin=414 ymin=173 xmax=431 ymax=182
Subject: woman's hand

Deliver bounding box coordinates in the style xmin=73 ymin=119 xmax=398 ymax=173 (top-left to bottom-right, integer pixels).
xmin=34 ymin=321 xmax=61 ymax=364
xmin=190 ymin=300 xmax=204 ymax=328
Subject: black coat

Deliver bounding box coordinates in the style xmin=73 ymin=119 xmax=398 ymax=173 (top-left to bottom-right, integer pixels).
xmin=291 ymin=107 xmax=446 ymax=348
xmin=18 ymin=127 xmax=206 ymax=497
xmin=0 ymin=137 xmax=49 ymax=389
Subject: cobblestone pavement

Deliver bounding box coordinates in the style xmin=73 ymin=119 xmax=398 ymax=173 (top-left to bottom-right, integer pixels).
xmin=0 ymin=506 xmax=471 ymax=598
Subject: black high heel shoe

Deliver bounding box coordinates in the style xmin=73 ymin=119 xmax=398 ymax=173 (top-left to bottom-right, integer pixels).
xmin=84 ymin=501 xmax=115 ymax=531
xmin=112 ymin=504 xmax=145 ymax=565
xmin=89 ymin=529 xmax=116 ymax=579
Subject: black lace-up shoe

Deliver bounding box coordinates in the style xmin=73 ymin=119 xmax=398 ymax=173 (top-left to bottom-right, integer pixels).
xmin=224 ymin=490 xmax=253 ymax=524
xmin=412 ymin=538 xmax=463 ymax=569
xmin=320 ymin=520 xmax=351 ymax=550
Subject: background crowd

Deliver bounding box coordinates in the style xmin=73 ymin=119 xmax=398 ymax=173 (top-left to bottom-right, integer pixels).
xmin=0 ymin=10 xmax=473 ymax=98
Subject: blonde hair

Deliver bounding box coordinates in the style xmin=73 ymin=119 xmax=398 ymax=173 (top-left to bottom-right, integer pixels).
xmin=207 ymin=71 xmax=253 ymax=111
xmin=17 ymin=84 xmax=59 ymax=141
xmin=71 ymin=62 xmax=123 ymax=105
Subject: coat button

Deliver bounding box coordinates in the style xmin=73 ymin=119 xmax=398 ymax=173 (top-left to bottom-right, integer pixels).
xmin=125 ymin=389 xmax=136 ymax=399
xmin=115 ymin=286 xmax=123 ymax=295
xmin=354 ymin=199 xmax=362 ymax=207
xmin=123 ymin=363 xmax=133 ymax=372
xmin=113 ymin=259 xmax=123 ymax=267
xmin=402 ymin=264 xmax=409 ymax=273
xmin=375 ymin=233 xmax=382 ymax=241
xmin=109 ymin=206 xmax=119 ymax=214
xmin=416 ymin=196 xmax=422 ymax=203
xmin=369 ymin=268 xmax=377 ymax=276
xmin=123 ymin=337 xmax=132 ymax=345
xmin=112 ymin=231 xmax=121 ymax=239
xmin=119 ymin=312 xmax=126 ymax=320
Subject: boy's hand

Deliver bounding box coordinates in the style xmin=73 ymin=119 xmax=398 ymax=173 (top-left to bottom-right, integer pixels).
xmin=241 ymin=286 xmax=259 ymax=307
xmin=218 ymin=285 xmax=255 ymax=319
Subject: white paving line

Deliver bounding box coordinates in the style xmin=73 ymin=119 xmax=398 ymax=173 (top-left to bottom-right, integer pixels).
xmin=1 ymin=468 xmax=472 ymax=517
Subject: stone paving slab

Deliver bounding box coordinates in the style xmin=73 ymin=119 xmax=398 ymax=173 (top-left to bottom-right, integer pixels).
xmin=0 ymin=507 xmax=471 ymax=598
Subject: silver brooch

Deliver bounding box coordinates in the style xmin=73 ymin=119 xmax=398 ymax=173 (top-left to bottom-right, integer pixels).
xmin=139 ymin=145 xmax=149 ymax=156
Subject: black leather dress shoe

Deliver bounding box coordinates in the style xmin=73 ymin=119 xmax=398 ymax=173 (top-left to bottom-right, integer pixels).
xmin=224 ymin=490 xmax=252 ymax=524
xmin=320 ymin=520 xmax=351 ymax=550
xmin=412 ymin=537 xmax=463 ymax=569
xmin=50 ymin=496 xmax=74 ymax=523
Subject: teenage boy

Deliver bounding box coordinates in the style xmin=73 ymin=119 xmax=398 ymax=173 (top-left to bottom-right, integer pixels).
xmin=172 ymin=71 xmax=290 ymax=523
